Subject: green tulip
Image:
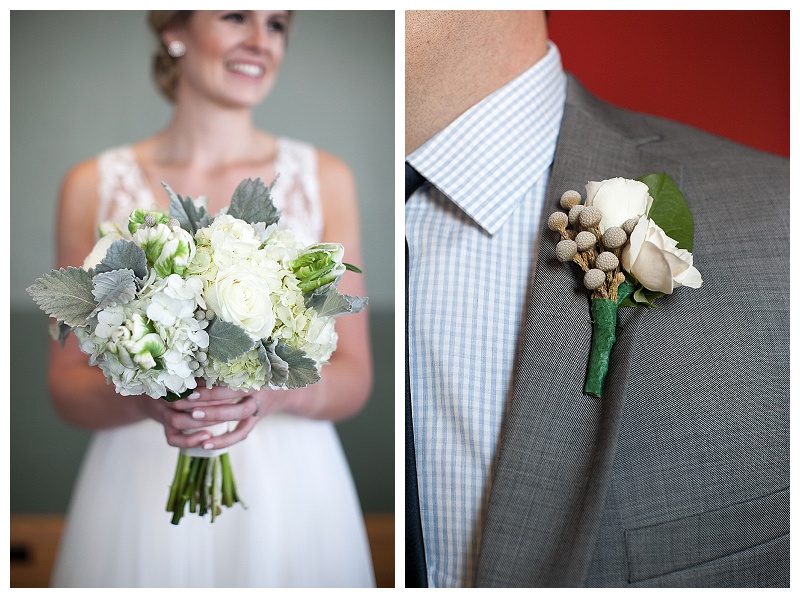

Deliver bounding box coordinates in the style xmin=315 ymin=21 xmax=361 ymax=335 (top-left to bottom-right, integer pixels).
xmin=290 ymin=243 xmax=346 ymax=292
xmin=128 ymin=209 xmax=170 ymax=235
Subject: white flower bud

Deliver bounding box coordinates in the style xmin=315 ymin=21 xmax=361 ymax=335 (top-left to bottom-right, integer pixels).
xmin=602 ymin=226 xmax=627 ymax=249
xmin=548 ymin=211 xmax=569 ymax=232
xmin=556 ymin=239 xmax=578 ymax=263
xmin=584 ymin=268 xmax=606 ymax=290
xmin=579 ymin=206 xmax=603 ymax=229
xmin=560 ymin=190 xmax=582 ymax=210
xmin=144 ymin=213 xmax=157 ymax=228
xmin=575 ymin=231 xmax=597 ymax=252
xmin=595 ymin=251 xmax=619 ymax=272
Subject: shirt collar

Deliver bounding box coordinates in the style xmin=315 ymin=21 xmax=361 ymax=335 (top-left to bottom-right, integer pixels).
xmin=407 ymin=42 xmax=566 ymax=235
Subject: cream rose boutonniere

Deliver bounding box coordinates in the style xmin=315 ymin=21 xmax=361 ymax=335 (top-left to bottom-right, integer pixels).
xmin=621 ymin=217 xmax=702 ymax=294
xmin=549 ymin=173 xmax=702 ymax=397
xmin=585 ymin=177 xmax=652 ymax=233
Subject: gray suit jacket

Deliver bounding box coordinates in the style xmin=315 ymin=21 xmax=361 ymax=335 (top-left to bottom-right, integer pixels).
xmin=474 ymin=76 xmax=789 ymax=587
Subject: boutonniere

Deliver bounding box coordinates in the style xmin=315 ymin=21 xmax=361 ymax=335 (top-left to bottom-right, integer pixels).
xmin=548 ymin=174 xmax=702 ymax=397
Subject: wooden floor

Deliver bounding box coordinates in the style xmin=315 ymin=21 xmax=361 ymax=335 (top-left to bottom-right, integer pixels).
xmin=10 ymin=512 xmax=395 ymax=588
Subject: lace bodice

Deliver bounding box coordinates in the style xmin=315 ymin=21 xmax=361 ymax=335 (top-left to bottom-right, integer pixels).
xmin=96 ymin=138 xmax=323 ymax=245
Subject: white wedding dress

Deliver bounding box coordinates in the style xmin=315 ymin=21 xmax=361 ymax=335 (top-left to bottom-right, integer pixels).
xmin=50 ymin=139 xmax=375 ymax=588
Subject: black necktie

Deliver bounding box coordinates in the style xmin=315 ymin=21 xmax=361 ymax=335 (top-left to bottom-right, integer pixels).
xmin=405 ymin=162 xmax=425 ymax=200
xmin=405 ymin=162 xmax=428 ymax=587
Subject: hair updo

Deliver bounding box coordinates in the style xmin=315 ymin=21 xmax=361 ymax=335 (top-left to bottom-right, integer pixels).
xmin=148 ymin=10 xmax=193 ymax=102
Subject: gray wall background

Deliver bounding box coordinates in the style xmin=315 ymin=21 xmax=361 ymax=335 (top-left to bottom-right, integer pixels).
xmin=10 ymin=11 xmax=395 ymax=514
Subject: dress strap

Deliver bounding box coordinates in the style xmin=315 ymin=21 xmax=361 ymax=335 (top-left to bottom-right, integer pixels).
xmin=96 ymin=146 xmax=154 ymax=232
xmin=274 ymin=138 xmax=323 ymax=245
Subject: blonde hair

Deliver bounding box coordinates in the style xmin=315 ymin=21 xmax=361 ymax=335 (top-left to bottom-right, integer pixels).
xmin=148 ymin=11 xmax=193 ymax=102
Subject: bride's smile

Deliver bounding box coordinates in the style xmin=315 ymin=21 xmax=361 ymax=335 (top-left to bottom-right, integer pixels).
xmin=165 ymin=10 xmax=289 ymax=109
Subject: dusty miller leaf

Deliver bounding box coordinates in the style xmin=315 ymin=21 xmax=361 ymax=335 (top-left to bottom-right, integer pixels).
xmin=228 ymin=178 xmax=281 ymax=227
xmin=94 ymin=240 xmax=148 ymax=280
xmin=275 ymin=342 xmax=320 ymax=389
xmin=306 ymin=288 xmax=368 ymax=317
xmin=164 ymin=182 xmax=213 ymax=233
xmin=206 ymin=318 xmax=256 ymax=362
xmin=257 ymin=341 xmax=290 ymax=388
xmin=91 ymin=269 xmax=137 ymax=315
xmin=27 ymin=267 xmax=96 ymax=327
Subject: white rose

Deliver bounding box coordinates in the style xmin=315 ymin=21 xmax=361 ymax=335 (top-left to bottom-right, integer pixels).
xmin=206 ymin=264 xmax=275 ymax=340
xmin=585 ymin=177 xmax=652 ymax=233
xmin=621 ymin=217 xmax=702 ymax=294
xmin=82 ymin=231 xmax=123 ymax=270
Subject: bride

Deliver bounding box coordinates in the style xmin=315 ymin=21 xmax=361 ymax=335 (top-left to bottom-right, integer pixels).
xmin=49 ymin=10 xmax=374 ymax=587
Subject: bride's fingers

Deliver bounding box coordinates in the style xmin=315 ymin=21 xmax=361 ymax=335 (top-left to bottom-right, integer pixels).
xmin=195 ymin=408 xmax=261 ymax=451
xmin=163 ymin=427 xmax=212 ymax=449
xmin=187 ymin=386 xmax=250 ymax=403
xmin=168 ymin=397 xmax=238 ymax=411
xmin=181 ymin=396 xmax=259 ymax=425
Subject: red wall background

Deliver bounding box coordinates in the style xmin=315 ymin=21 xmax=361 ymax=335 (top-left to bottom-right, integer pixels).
xmin=548 ymin=10 xmax=789 ymax=157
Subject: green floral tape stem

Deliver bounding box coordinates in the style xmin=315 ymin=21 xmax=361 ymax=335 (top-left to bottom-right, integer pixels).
xmin=584 ymin=279 xmax=635 ymax=398
xmin=585 ymin=298 xmax=618 ymax=398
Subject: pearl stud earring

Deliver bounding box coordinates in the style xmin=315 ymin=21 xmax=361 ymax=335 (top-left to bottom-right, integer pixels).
xmin=168 ymin=40 xmax=186 ymax=58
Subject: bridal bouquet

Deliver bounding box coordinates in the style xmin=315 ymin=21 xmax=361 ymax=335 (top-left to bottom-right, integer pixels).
xmin=28 ymin=178 xmax=366 ymax=524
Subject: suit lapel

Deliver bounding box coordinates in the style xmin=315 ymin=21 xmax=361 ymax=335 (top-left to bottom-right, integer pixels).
xmin=475 ymin=76 xmax=682 ymax=587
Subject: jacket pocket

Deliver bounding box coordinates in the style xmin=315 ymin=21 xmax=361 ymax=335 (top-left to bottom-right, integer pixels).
xmin=624 ymin=486 xmax=789 ymax=583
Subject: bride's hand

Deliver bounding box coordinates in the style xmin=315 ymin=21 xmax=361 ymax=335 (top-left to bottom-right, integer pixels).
xmin=137 ymin=387 xmax=286 ymax=451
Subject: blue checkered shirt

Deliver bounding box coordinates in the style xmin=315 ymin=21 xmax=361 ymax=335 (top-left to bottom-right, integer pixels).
xmin=405 ymin=43 xmax=566 ymax=587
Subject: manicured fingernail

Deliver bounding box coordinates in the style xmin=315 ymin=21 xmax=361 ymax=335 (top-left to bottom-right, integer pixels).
xmin=188 ymin=392 xmax=201 ymax=400
xmin=192 ymin=410 xmax=206 ymax=420
xmin=203 ymin=442 xmax=214 ymax=450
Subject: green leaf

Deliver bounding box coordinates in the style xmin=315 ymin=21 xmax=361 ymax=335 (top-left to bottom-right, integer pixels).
xmin=27 ymin=267 xmax=96 ymax=327
xmin=633 ymin=286 xmax=660 ymax=308
xmin=615 ymin=278 xmax=636 ymax=307
xmin=619 ymin=283 xmax=663 ymax=308
xmin=94 ymin=240 xmax=148 ymax=280
xmin=228 ymin=178 xmax=281 ymax=227
xmin=306 ymin=288 xmax=368 ymax=317
xmin=164 ymin=388 xmax=194 ymax=403
xmin=206 ymin=318 xmax=256 ymax=362
xmin=164 ymin=183 xmax=213 ymax=234
xmin=638 ymin=173 xmax=694 ymax=251
xmin=344 ymin=262 xmax=362 ymax=274
xmin=91 ymin=268 xmax=137 ymax=315
xmin=275 ymin=342 xmax=320 ymax=389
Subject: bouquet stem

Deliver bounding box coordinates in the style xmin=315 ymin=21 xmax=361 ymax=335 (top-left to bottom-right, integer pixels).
xmin=584 ymin=279 xmax=635 ymax=398
xmin=166 ymin=452 xmax=245 ymax=525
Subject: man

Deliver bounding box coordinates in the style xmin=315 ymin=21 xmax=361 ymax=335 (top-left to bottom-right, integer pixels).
xmin=405 ymin=10 xmax=788 ymax=588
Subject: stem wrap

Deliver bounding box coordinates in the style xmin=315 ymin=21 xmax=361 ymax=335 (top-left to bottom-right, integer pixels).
xmin=583 ymin=279 xmax=636 ymax=398
xmin=584 ymin=297 xmax=618 ymax=398
xmin=166 ymin=419 xmax=245 ymax=525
